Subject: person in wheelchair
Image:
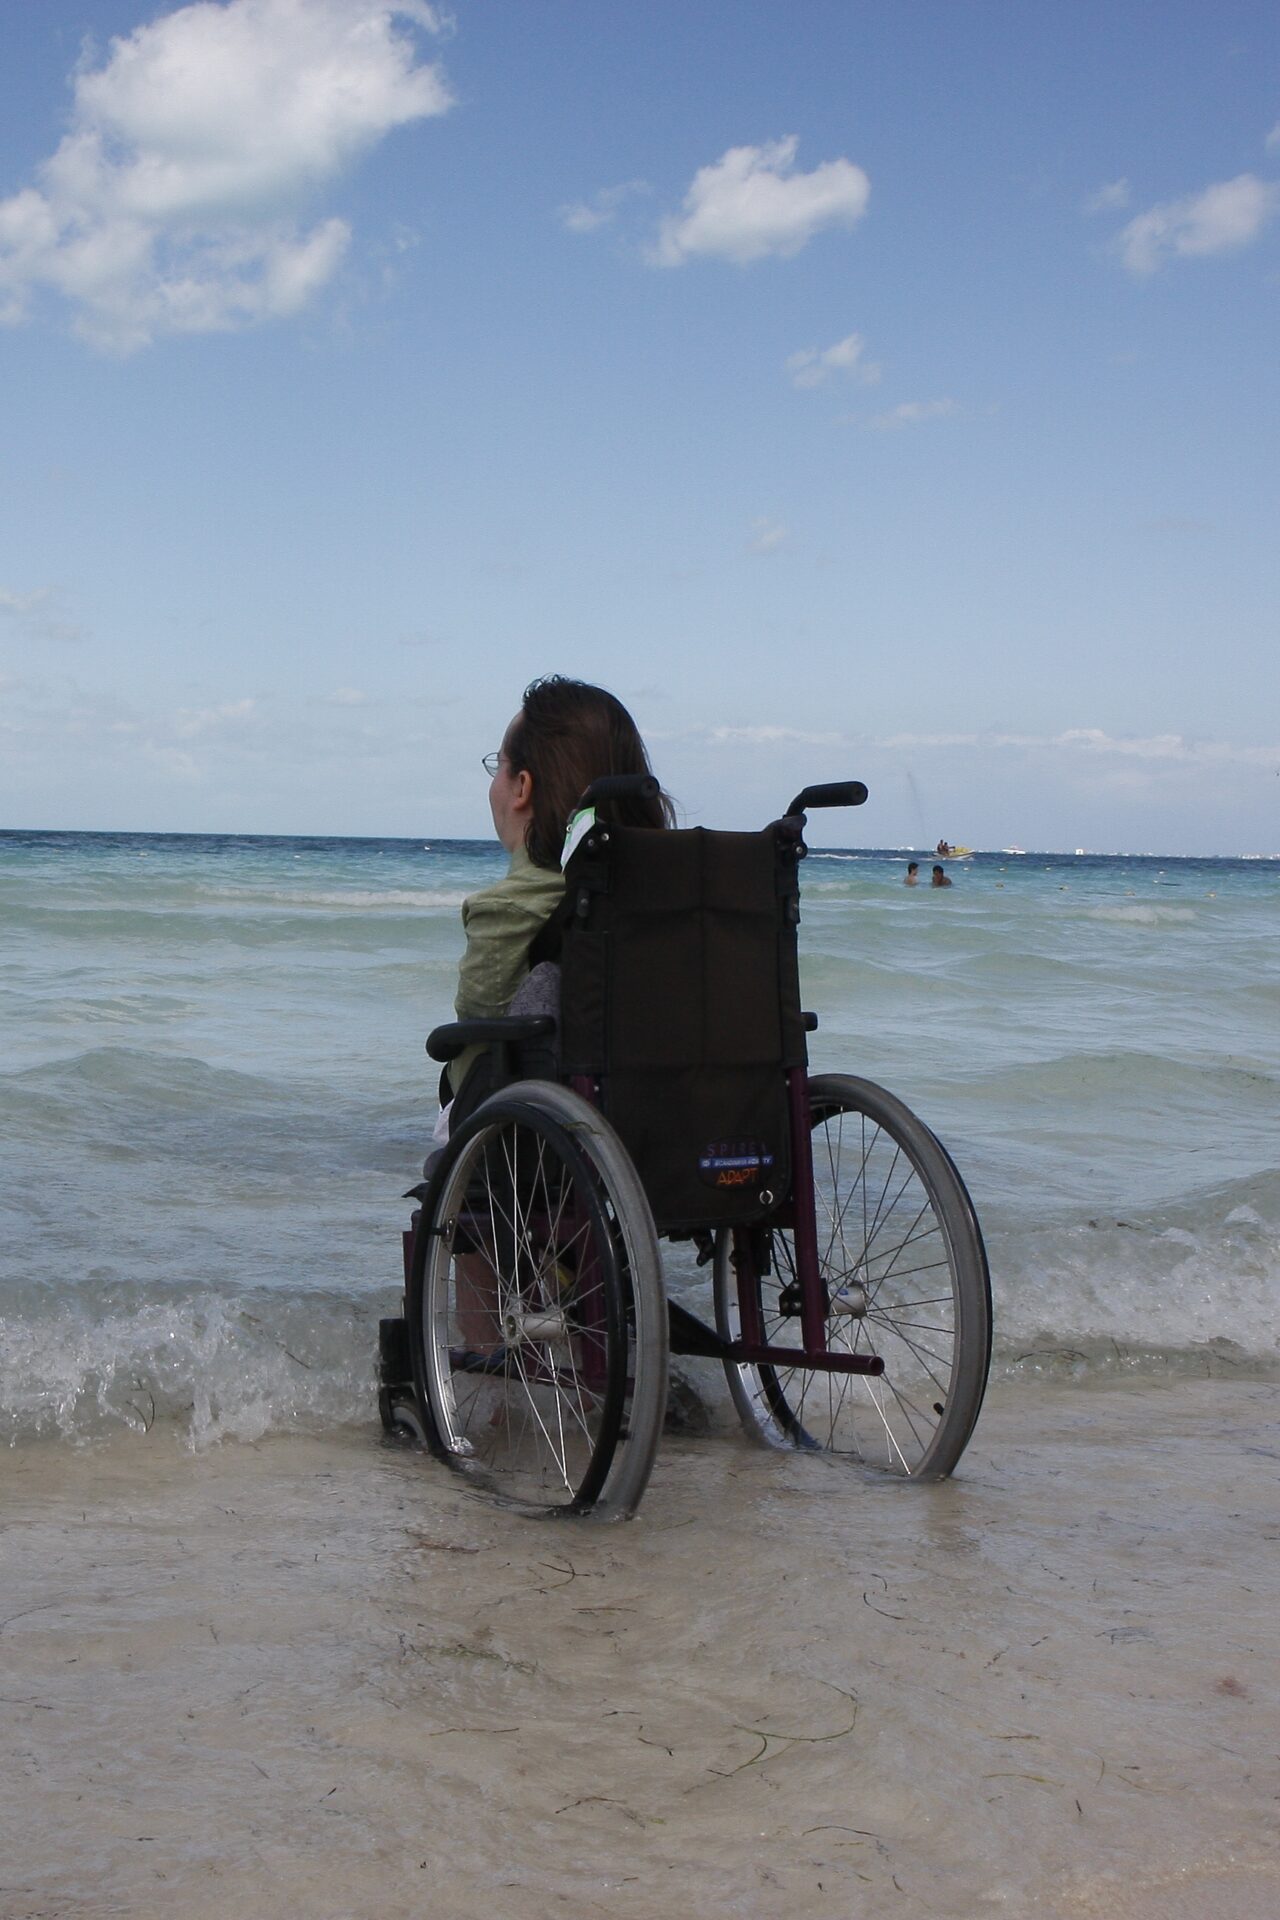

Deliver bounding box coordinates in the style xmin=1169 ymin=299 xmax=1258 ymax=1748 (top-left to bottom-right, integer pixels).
xmin=383 ymin=711 xmax=992 ymax=1520
xmin=428 ymin=675 xmax=673 ymax=1366
xmin=438 ymin=675 xmax=673 ymax=1140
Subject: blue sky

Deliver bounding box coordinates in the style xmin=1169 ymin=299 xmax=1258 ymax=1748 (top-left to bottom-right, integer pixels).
xmin=1 ymin=0 xmax=1277 ymax=853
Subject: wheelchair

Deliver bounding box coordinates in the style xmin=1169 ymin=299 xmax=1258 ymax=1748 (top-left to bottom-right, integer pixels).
xmin=379 ymin=777 xmax=992 ymax=1518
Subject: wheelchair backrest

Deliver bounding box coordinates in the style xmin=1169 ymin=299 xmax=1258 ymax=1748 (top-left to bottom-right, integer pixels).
xmin=556 ymin=820 xmax=809 ymax=1234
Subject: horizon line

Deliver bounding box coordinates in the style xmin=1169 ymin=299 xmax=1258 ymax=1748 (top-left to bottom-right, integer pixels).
xmin=2 ymin=825 xmax=1276 ymax=862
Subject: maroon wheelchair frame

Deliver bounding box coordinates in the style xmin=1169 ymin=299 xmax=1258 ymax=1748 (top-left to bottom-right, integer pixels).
xmin=397 ymin=1060 xmax=885 ymax=1400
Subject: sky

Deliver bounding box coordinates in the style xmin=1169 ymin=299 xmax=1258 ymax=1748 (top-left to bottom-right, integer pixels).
xmin=1 ymin=0 xmax=1277 ymax=854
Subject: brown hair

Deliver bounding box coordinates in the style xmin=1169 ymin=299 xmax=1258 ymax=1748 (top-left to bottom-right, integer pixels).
xmin=506 ymin=675 xmax=675 ymax=870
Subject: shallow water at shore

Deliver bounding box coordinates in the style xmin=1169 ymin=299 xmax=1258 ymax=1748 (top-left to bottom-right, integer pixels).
xmin=3 ymin=1378 xmax=1278 ymax=1919
xmin=2 ymin=830 xmax=1278 ymax=1448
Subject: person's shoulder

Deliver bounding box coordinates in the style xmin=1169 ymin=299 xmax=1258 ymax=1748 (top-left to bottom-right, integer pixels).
xmin=507 ymin=845 xmax=564 ymax=905
xmin=464 ymin=847 xmax=562 ymax=922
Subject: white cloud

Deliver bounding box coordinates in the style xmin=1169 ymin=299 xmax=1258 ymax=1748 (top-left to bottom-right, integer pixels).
xmin=878 ymin=727 xmax=1279 ymax=769
xmin=0 ymin=0 xmax=452 ymax=350
xmin=879 ymin=731 xmax=988 ymax=751
xmin=1084 ymin=178 xmax=1130 ymax=214
xmin=325 ymin=686 xmax=371 ymax=705
xmin=650 ymin=137 xmax=869 ymax=267
xmin=868 ymin=398 xmax=957 ymax=430
xmin=558 ymin=180 xmax=648 ymax=234
xmin=706 ymin=724 xmax=841 ymax=746
xmin=147 ymin=745 xmax=203 ymax=781
xmin=1118 ymin=172 xmax=1279 ymax=274
xmin=174 ymin=696 xmax=257 ymax=738
xmin=748 ymin=516 xmax=789 ymax=554
xmin=787 ymin=330 xmax=880 ymax=389
xmin=0 ymin=584 xmax=84 ymax=643
xmin=1050 ymin=727 xmax=1277 ymax=765
xmin=1266 ymin=124 xmax=1280 ymax=153
xmin=1059 ymin=728 xmax=1177 ymax=757
xmin=0 ymin=588 xmax=47 ymax=617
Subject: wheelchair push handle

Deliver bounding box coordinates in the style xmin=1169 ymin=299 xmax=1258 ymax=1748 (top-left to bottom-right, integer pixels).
xmin=577 ymin=773 xmax=661 ymax=811
xmin=785 ymin=780 xmax=868 ymax=817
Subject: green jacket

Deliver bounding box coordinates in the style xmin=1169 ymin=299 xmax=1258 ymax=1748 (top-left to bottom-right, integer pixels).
xmin=448 ymin=844 xmax=564 ymax=1097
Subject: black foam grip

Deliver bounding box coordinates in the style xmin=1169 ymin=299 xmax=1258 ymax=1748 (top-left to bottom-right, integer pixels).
xmin=785 ymin=780 xmax=868 ymax=814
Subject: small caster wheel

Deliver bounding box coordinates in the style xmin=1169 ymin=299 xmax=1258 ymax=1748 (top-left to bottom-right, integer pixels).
xmin=380 ymin=1386 xmax=426 ymax=1446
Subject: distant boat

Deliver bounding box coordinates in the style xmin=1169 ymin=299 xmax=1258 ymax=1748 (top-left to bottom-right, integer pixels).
xmin=1001 ymin=846 xmax=1026 ymax=855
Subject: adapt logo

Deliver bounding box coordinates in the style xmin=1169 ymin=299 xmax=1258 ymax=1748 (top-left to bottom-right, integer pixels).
xmin=698 ymin=1140 xmax=776 ymax=1190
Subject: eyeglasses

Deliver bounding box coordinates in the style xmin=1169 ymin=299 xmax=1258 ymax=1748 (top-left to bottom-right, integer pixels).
xmin=482 ymin=751 xmax=502 ymax=777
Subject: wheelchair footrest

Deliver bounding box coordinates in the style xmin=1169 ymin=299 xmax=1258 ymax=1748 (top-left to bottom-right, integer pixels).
xmin=666 ymin=1302 xmax=886 ymax=1373
xmin=733 ymin=1343 xmax=885 ymax=1375
xmin=667 ymin=1300 xmax=731 ymax=1359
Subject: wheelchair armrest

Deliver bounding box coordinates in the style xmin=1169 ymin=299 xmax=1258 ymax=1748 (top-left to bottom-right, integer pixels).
xmin=426 ymin=1015 xmax=556 ymax=1063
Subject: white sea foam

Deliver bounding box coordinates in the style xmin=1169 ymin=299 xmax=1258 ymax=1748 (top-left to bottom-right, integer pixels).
xmin=0 ymin=1290 xmax=380 ymax=1447
xmin=205 ymin=886 xmax=469 ymax=910
xmin=989 ymin=1180 xmax=1280 ymax=1377
xmin=1086 ymin=903 xmax=1198 ymax=925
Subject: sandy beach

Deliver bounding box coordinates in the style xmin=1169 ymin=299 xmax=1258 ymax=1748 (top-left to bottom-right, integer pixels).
xmin=2 ymin=1376 xmax=1277 ymax=1919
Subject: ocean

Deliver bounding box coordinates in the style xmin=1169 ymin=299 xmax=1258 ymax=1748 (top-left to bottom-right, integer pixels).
xmin=6 ymin=826 xmax=1280 ymax=1917
xmin=3 ymin=828 xmax=1277 ymax=1447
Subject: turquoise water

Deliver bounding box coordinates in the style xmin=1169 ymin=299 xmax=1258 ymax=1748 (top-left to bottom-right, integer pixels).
xmin=2 ymin=829 xmax=1277 ymax=1442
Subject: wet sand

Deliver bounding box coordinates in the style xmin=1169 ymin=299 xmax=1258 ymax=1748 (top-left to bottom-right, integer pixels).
xmin=2 ymin=1377 xmax=1278 ymax=1920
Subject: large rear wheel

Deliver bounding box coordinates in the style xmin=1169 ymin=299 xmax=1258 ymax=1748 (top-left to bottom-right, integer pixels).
xmin=714 ymin=1073 xmax=991 ymax=1478
xmin=409 ymin=1082 xmax=667 ymax=1517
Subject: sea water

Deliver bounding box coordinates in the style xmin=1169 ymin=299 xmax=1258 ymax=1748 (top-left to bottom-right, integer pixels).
xmin=2 ymin=830 xmax=1277 ymax=1445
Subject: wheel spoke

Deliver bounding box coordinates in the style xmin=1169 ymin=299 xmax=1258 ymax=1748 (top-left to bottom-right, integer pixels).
xmin=413 ymin=1098 xmax=641 ymax=1511
xmin=715 ymin=1074 xmax=990 ymax=1478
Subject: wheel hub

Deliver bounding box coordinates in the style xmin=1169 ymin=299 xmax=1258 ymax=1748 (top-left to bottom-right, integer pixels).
xmin=501 ymin=1306 xmax=569 ymax=1346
